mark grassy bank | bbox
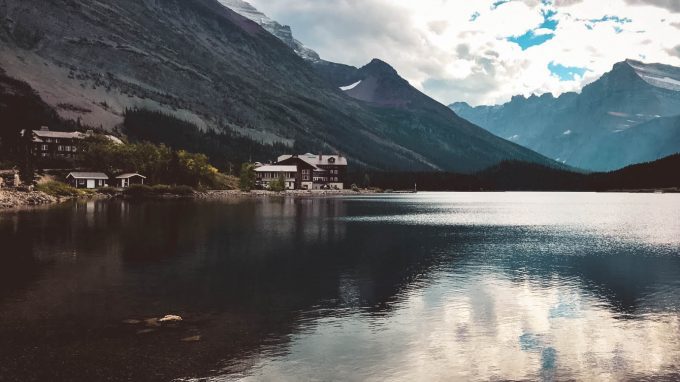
[36,181,94,197]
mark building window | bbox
[41,144,48,151]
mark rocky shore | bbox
[0,188,378,210]
[195,189,375,200]
[0,189,58,209]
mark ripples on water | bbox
[1,192,679,381]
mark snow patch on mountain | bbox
[639,75,680,91]
[340,80,362,91]
[627,59,680,91]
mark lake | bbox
[1,192,680,381]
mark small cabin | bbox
[66,172,109,189]
[116,173,146,188]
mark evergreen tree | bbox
[17,130,36,185]
[239,163,256,191]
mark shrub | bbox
[268,175,286,192]
[151,184,172,194]
[123,184,154,197]
[36,181,82,197]
[98,186,120,195]
[124,184,194,197]
[212,172,239,190]
[168,185,194,196]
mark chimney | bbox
[40,126,49,131]
[318,153,322,162]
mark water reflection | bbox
[0,193,679,381]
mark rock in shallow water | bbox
[159,315,183,323]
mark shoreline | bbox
[0,189,59,209]
[3,187,677,210]
[195,189,376,200]
[0,188,374,210]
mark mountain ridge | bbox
[0,0,559,173]
[450,59,680,171]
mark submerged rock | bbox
[180,335,201,342]
[136,329,156,335]
[159,315,183,323]
[144,318,161,327]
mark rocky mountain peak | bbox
[360,59,399,78]
[609,59,639,77]
[217,0,320,61]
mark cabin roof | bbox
[116,173,147,179]
[66,172,109,180]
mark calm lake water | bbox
[1,192,680,381]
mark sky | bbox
[248,0,680,106]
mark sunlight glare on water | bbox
[207,192,680,381]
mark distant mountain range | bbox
[359,152,680,192]
[451,60,680,171]
[0,0,558,173]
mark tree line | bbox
[78,135,227,188]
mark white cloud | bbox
[249,0,680,106]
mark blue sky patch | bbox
[507,9,558,50]
[549,62,587,81]
[507,31,554,50]
[491,1,511,9]
[589,15,632,24]
[470,11,480,21]
[585,15,632,32]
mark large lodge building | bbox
[255,153,348,190]
[24,126,122,160]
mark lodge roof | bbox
[34,130,84,139]
[277,153,348,166]
[66,172,109,180]
[29,128,123,144]
[255,165,298,172]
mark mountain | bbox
[216,0,320,62]
[216,0,367,89]
[0,0,557,173]
[450,59,680,171]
